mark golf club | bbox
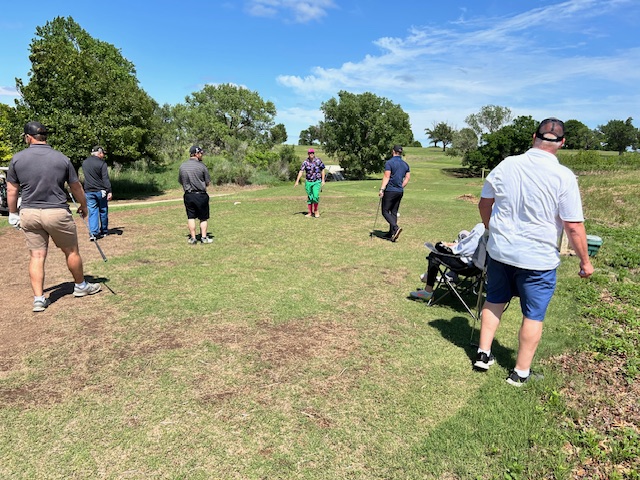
[68,189,108,262]
[369,196,382,239]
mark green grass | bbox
[1,148,638,478]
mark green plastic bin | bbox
[587,235,603,257]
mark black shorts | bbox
[184,192,210,220]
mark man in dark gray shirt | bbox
[7,121,102,312]
[178,146,212,244]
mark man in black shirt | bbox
[81,146,112,239]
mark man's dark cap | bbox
[24,121,49,136]
[92,145,106,154]
[190,146,204,155]
[535,118,565,142]
[393,145,403,153]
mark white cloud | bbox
[0,86,19,98]
[245,0,336,23]
[276,0,640,135]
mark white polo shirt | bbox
[480,148,584,270]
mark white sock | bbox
[34,295,45,302]
[76,281,87,288]
[477,348,491,356]
[514,368,530,378]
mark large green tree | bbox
[15,16,159,165]
[425,121,455,151]
[298,125,323,145]
[465,105,513,138]
[599,117,636,155]
[445,127,478,158]
[182,83,277,156]
[463,115,537,172]
[320,91,414,179]
[564,119,601,150]
[0,104,13,164]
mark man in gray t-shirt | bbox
[7,121,102,312]
[178,146,212,244]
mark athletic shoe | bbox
[305,213,313,217]
[188,237,197,245]
[201,236,213,244]
[506,370,543,387]
[89,235,98,242]
[73,282,102,297]
[33,298,51,312]
[410,290,433,301]
[391,227,403,242]
[314,212,320,218]
[473,352,495,371]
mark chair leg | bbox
[469,274,485,346]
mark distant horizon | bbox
[1,0,638,145]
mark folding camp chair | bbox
[420,237,489,345]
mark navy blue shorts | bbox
[485,257,556,321]
[184,192,210,220]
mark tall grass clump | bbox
[559,150,640,173]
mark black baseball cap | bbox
[24,121,49,136]
[393,145,403,153]
[190,146,204,155]
[92,145,106,154]
[535,118,565,142]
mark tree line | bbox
[1,17,638,181]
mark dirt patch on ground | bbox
[0,202,362,410]
[456,193,479,204]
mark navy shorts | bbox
[184,192,210,220]
[485,257,556,321]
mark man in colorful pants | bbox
[294,148,325,218]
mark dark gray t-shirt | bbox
[178,158,211,193]
[7,144,79,210]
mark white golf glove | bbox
[8,212,20,229]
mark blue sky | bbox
[1,0,638,145]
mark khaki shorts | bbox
[20,208,78,250]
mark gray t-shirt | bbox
[178,158,211,193]
[7,144,79,210]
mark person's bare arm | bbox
[563,221,594,278]
[379,171,391,197]
[7,181,19,213]
[478,197,494,228]
[69,181,88,218]
[401,172,410,188]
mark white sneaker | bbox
[74,282,102,297]
[410,290,433,301]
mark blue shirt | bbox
[384,156,410,192]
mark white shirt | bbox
[451,223,485,264]
[481,148,584,270]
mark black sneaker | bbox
[391,227,403,242]
[506,369,543,387]
[473,351,495,371]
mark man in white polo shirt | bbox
[475,118,594,386]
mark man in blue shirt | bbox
[379,145,410,242]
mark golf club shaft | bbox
[68,190,108,262]
[372,196,382,233]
